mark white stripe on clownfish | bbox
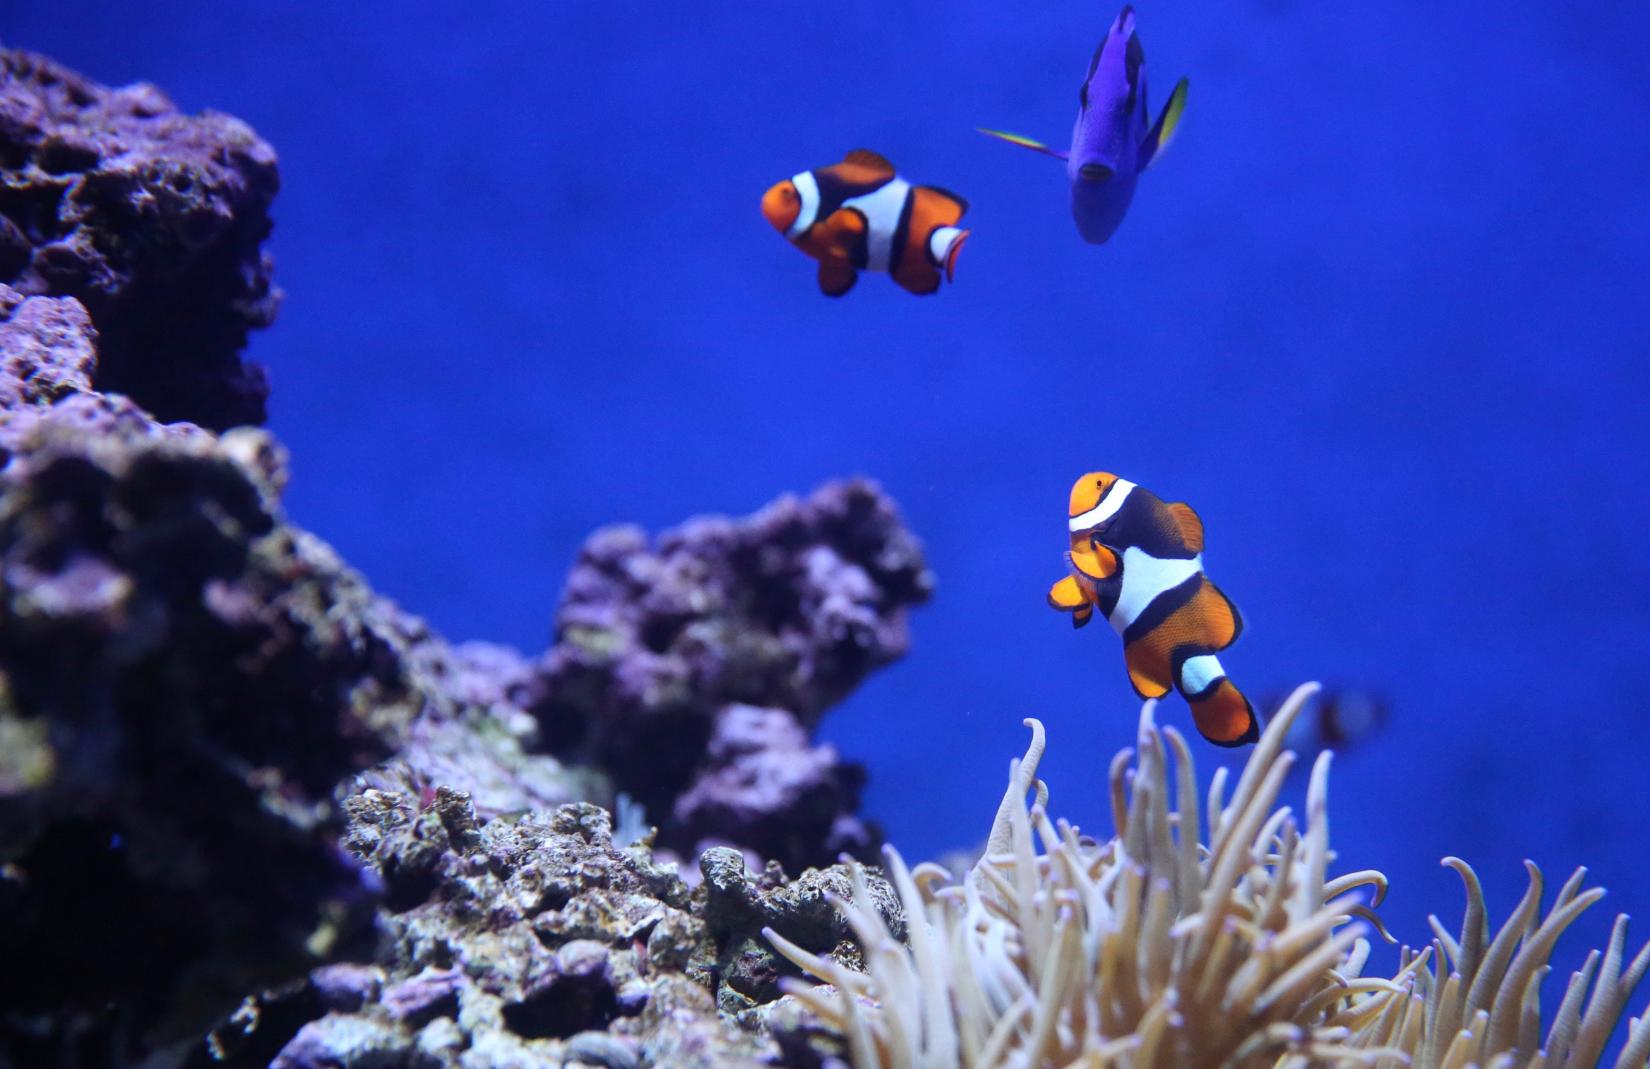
[787,170,820,239]
[1178,652,1225,697]
[840,177,913,272]
[1069,478,1136,533]
[1108,546,1202,632]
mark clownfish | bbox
[1048,472,1258,746]
[761,149,971,297]
[978,6,1187,244]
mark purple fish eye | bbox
[1078,163,1115,183]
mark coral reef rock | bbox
[525,479,932,873]
[1,47,279,429]
[0,293,589,1062]
[200,794,893,1069]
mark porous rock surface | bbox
[526,480,932,873]
[0,46,278,428]
[197,794,891,1069]
[0,284,593,1063]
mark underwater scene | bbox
[2,1,1648,1066]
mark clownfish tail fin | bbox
[927,226,970,283]
[1186,675,1259,747]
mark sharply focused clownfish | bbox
[761,149,971,297]
[978,6,1187,244]
[1048,472,1258,746]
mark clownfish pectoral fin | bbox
[1165,501,1205,553]
[976,128,1069,161]
[1124,641,1172,700]
[1187,677,1260,747]
[1048,574,1089,612]
[817,260,858,297]
[1068,540,1119,581]
[1138,76,1189,170]
[842,148,896,177]
[1072,604,1094,629]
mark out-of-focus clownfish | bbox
[761,149,971,297]
[1047,472,1258,746]
[978,6,1187,244]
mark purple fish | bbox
[980,6,1188,244]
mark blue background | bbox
[6,0,1650,988]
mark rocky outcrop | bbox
[0,47,278,428]
[197,793,896,1069]
[525,481,932,873]
[0,282,591,1064]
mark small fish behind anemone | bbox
[762,149,970,297]
[1049,471,1257,746]
[979,5,1187,244]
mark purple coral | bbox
[0,48,279,429]
[525,480,932,872]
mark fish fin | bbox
[1206,578,1244,646]
[1186,677,1259,746]
[917,185,970,216]
[1124,642,1172,700]
[976,127,1069,161]
[817,259,858,297]
[1138,76,1188,169]
[893,262,942,296]
[943,228,968,282]
[842,148,895,176]
[817,208,868,267]
[1165,501,1204,553]
[1048,574,1088,611]
[1072,604,1094,629]
[1068,540,1118,580]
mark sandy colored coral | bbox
[769,685,1650,1069]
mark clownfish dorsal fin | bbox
[842,148,896,176]
[918,185,970,216]
[1165,501,1204,553]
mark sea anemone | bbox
[765,684,1650,1068]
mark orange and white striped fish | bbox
[1048,471,1259,746]
[761,149,970,297]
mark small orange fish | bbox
[762,149,970,297]
[1049,471,1258,746]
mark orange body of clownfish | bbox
[761,149,970,297]
[1049,471,1259,746]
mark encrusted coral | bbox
[523,480,933,872]
[770,686,1650,1068]
[0,46,279,428]
[201,791,903,1069]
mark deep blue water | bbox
[6,0,1650,986]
